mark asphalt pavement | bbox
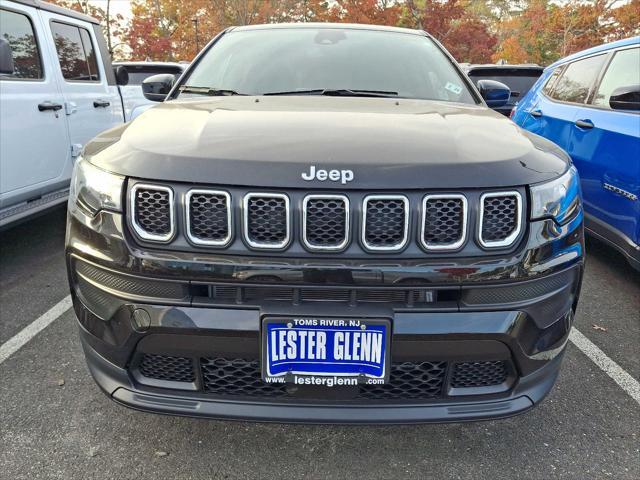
[1,205,638,480]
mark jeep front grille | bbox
[186,189,231,246]
[130,184,174,242]
[303,195,349,251]
[479,191,522,248]
[244,193,290,249]
[362,195,409,251]
[420,194,467,250]
[127,182,525,254]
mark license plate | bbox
[262,317,390,386]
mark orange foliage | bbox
[405,0,497,63]
[494,0,640,64]
[47,0,640,65]
[327,0,402,25]
[610,0,640,39]
[46,0,128,57]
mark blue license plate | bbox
[262,317,390,385]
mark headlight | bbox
[70,156,124,215]
[531,166,581,225]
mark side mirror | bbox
[142,73,176,102]
[114,65,129,86]
[609,85,640,111]
[477,79,510,108]
[0,38,14,75]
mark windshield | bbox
[180,27,477,104]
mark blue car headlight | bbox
[530,166,581,225]
[70,156,124,215]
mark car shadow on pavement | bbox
[585,236,640,284]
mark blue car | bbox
[513,37,640,270]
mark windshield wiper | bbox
[178,85,246,96]
[263,88,398,98]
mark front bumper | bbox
[81,331,564,423]
[67,207,584,423]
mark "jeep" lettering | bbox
[301,166,354,184]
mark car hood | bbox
[86,96,569,189]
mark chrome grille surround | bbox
[420,194,468,251]
[185,189,232,247]
[361,195,410,252]
[130,183,175,243]
[302,194,350,251]
[242,192,291,250]
[478,191,523,248]
[127,182,526,255]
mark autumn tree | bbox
[608,0,640,39]
[402,0,497,63]
[46,0,128,58]
[125,0,332,60]
[492,0,556,64]
[327,0,402,25]
[260,0,331,23]
[126,0,177,61]
[119,0,637,64]
[494,0,640,64]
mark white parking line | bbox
[569,327,640,405]
[0,295,72,365]
[1,296,639,407]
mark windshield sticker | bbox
[445,82,463,95]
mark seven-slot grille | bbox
[362,195,409,251]
[129,185,523,252]
[479,192,522,248]
[186,190,231,246]
[244,193,290,249]
[303,195,349,250]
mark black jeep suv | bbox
[66,24,584,423]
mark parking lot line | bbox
[569,327,640,405]
[0,295,71,364]
[1,295,639,408]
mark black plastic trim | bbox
[585,212,640,270]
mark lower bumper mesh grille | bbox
[451,361,508,388]
[138,354,195,383]
[200,358,450,400]
[357,361,447,400]
[136,355,512,401]
[201,357,286,397]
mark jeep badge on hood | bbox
[302,166,354,184]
